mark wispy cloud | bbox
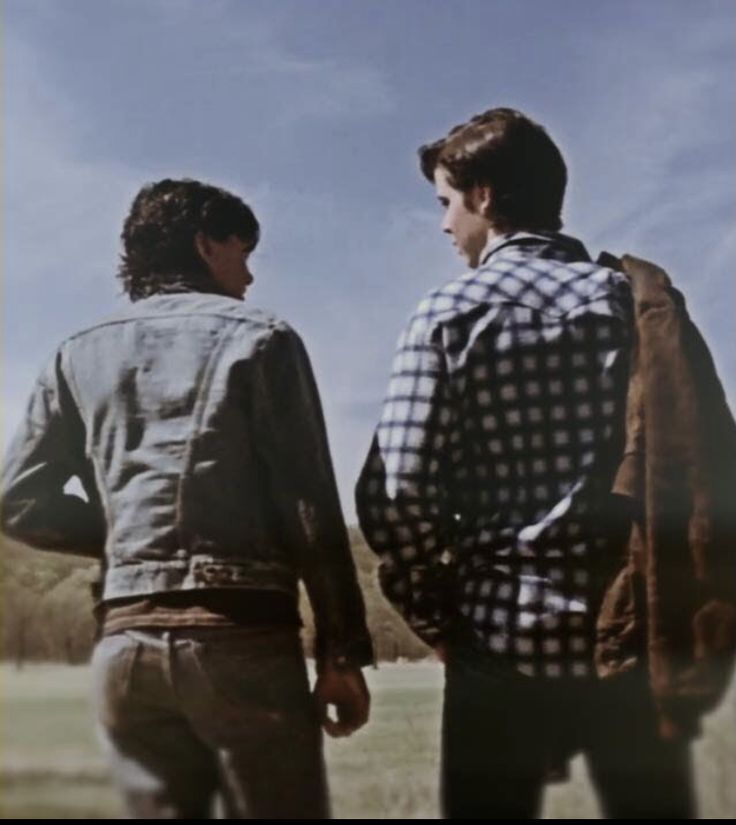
[5,35,143,288]
[557,11,735,407]
[565,15,734,251]
[134,0,396,124]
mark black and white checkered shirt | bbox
[356,232,633,678]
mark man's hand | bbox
[313,662,370,738]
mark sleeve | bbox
[355,312,458,646]
[565,281,634,502]
[252,324,373,668]
[1,349,105,557]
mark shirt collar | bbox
[479,230,591,267]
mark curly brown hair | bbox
[118,179,260,301]
[418,108,567,232]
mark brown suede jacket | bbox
[595,254,736,740]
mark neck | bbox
[486,225,506,247]
[474,226,511,267]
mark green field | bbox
[1,663,734,819]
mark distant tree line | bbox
[1,528,430,666]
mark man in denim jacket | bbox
[1,178,372,818]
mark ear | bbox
[475,185,493,216]
[194,231,212,265]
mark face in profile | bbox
[196,233,255,300]
[434,166,492,269]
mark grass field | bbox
[1,662,734,819]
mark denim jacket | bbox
[1,291,373,665]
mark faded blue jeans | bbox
[91,626,328,819]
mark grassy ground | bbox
[1,662,734,819]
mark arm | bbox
[252,324,372,732]
[1,349,105,557]
[355,312,457,648]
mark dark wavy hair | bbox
[118,178,260,300]
[418,108,567,232]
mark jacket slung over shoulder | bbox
[595,253,736,740]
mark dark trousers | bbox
[441,645,695,819]
[92,626,328,819]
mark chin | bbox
[465,254,480,269]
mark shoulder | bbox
[402,271,482,345]
[560,265,632,326]
[63,294,298,346]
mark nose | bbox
[244,265,254,286]
[441,214,453,235]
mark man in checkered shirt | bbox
[355,108,694,818]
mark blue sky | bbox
[4,0,735,519]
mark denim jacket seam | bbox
[62,311,248,343]
[175,321,243,551]
[61,342,116,544]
